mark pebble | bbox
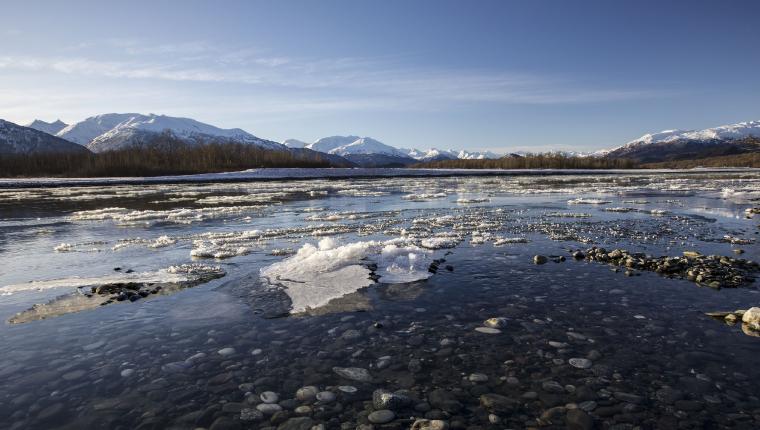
[474,327,501,334]
[568,358,592,369]
[120,368,135,377]
[368,409,396,424]
[296,386,319,402]
[533,255,548,264]
[468,373,489,383]
[260,391,279,404]
[256,403,282,415]
[332,366,372,382]
[316,391,336,402]
[483,317,507,328]
[217,347,236,356]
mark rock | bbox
[296,386,319,402]
[468,373,488,383]
[568,358,592,369]
[483,317,507,328]
[316,391,336,403]
[294,406,311,415]
[534,255,548,264]
[542,381,565,394]
[277,417,314,430]
[565,409,594,430]
[256,403,283,415]
[572,251,585,260]
[411,419,449,430]
[742,307,760,325]
[614,392,644,404]
[373,389,411,410]
[332,366,372,382]
[120,368,135,377]
[260,391,279,404]
[368,410,395,424]
[479,393,519,414]
[218,347,236,356]
[240,408,264,422]
[474,327,501,334]
[428,389,463,413]
[209,417,241,430]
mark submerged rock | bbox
[332,366,372,382]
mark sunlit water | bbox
[1,172,759,429]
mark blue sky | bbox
[1,0,759,152]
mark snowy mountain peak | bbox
[25,119,68,135]
[56,113,284,152]
[307,135,361,153]
[625,120,760,147]
[328,137,409,158]
[282,139,308,148]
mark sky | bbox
[1,0,759,153]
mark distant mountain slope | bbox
[58,113,286,153]
[282,139,308,148]
[0,119,90,155]
[284,135,501,166]
[607,120,760,163]
[25,119,68,135]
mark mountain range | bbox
[605,120,760,163]
[6,113,760,166]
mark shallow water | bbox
[1,172,759,429]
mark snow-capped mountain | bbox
[625,120,760,146]
[401,148,501,161]
[282,139,308,148]
[0,119,90,155]
[25,119,68,135]
[307,135,362,153]
[607,120,760,163]
[285,135,502,166]
[57,113,286,153]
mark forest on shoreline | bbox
[0,143,331,177]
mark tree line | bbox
[415,153,637,169]
[0,142,331,177]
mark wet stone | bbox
[368,410,395,424]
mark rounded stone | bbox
[468,373,489,383]
[296,386,319,402]
[316,391,336,403]
[475,327,501,334]
[569,358,592,369]
[256,403,282,415]
[260,391,279,404]
[483,317,507,328]
[120,368,135,377]
[368,409,396,424]
[218,347,236,356]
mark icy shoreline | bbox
[1,167,757,188]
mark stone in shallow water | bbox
[277,417,314,430]
[483,317,507,328]
[468,373,488,383]
[332,366,372,382]
[316,391,336,402]
[260,391,279,404]
[296,386,318,402]
[568,358,592,369]
[368,409,395,424]
[120,368,135,377]
[218,347,236,356]
[373,389,411,410]
[475,327,501,334]
[256,403,282,415]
